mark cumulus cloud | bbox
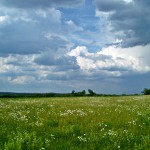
[33,34,80,72]
[8,76,35,84]
[0,8,63,56]
[68,45,150,76]
[0,54,38,80]
[0,15,10,24]
[65,20,83,32]
[34,51,79,71]
[94,0,150,47]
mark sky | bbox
[0,0,150,94]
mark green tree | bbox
[88,89,96,96]
[72,90,75,94]
[142,88,150,95]
[82,90,86,95]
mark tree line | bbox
[0,88,150,98]
[0,89,96,98]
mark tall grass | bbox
[0,96,150,150]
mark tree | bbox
[45,93,55,97]
[82,90,86,95]
[88,89,96,96]
[142,88,150,95]
[71,90,75,95]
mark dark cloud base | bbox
[0,0,85,8]
[94,0,150,47]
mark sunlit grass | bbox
[0,96,150,149]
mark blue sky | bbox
[0,0,150,94]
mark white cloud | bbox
[68,46,92,57]
[99,44,150,66]
[0,57,21,73]
[77,56,96,70]
[65,20,83,32]
[0,7,63,55]
[96,10,114,19]
[0,15,10,24]
[0,15,6,22]
[35,9,47,18]
[123,0,133,3]
[68,45,150,75]
[8,76,35,84]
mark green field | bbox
[0,96,150,150]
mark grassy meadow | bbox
[0,96,150,150]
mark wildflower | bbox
[118,146,120,149]
[77,136,87,142]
